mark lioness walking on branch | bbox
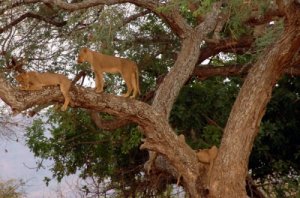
[16,71,72,111]
[77,47,140,98]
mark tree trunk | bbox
[152,33,202,117]
[142,34,204,197]
[209,5,300,198]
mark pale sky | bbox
[0,112,80,198]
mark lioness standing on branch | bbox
[77,47,140,98]
[16,71,72,111]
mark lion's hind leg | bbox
[26,84,44,90]
[122,73,133,98]
[59,80,71,111]
[95,71,104,93]
[130,71,139,98]
[19,84,30,90]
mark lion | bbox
[196,145,218,184]
[16,71,72,111]
[77,47,140,98]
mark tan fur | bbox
[77,47,140,98]
[197,145,218,183]
[16,71,71,111]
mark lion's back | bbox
[37,72,70,85]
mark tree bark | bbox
[152,1,222,117]
[209,3,300,197]
[152,34,202,117]
[193,64,300,79]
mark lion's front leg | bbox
[60,81,71,111]
[19,82,35,90]
[121,72,133,98]
[26,84,44,90]
[19,85,29,90]
[94,71,104,93]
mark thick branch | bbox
[89,111,132,130]
[153,2,222,118]
[210,2,300,197]
[0,0,40,15]
[152,35,201,117]
[123,10,151,25]
[0,12,66,34]
[23,0,191,38]
[193,64,300,79]
[198,36,255,64]
[246,8,284,26]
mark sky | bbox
[0,112,81,198]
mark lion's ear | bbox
[16,75,21,81]
[83,47,88,53]
[16,73,24,81]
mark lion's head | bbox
[16,73,27,85]
[77,47,89,64]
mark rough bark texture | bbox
[152,2,222,117]
[209,2,300,197]
[193,64,300,79]
[152,35,202,117]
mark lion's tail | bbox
[135,65,141,95]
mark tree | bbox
[0,179,25,198]
[0,0,300,197]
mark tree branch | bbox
[246,9,284,26]
[0,75,202,195]
[122,10,151,25]
[193,64,300,79]
[89,110,132,130]
[152,2,222,117]
[198,36,255,64]
[0,0,39,15]
[22,0,191,38]
[0,12,67,34]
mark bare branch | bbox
[246,9,284,26]
[72,71,87,85]
[152,2,223,117]
[22,0,191,38]
[0,12,67,34]
[0,0,39,15]
[193,64,300,80]
[198,36,255,64]
[122,10,151,25]
[89,110,132,130]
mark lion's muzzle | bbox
[77,58,83,64]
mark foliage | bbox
[170,77,240,148]
[249,76,300,196]
[25,109,148,196]
[222,0,273,39]
[254,20,284,58]
[257,174,300,197]
[0,179,25,198]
